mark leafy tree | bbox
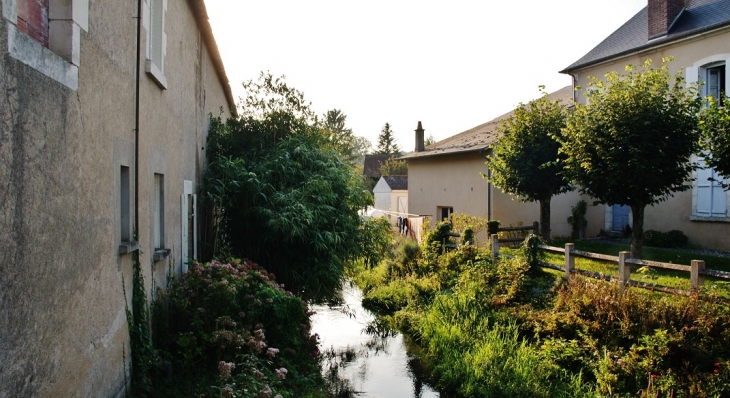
[351,135,372,166]
[379,157,408,176]
[375,122,401,155]
[202,73,372,301]
[485,86,571,241]
[559,58,702,259]
[323,109,356,164]
[424,134,437,147]
[699,94,730,188]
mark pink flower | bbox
[221,386,234,397]
[261,385,272,397]
[266,347,280,358]
[275,367,288,380]
[218,361,235,380]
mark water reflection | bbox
[311,281,439,398]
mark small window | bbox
[707,65,726,105]
[153,173,164,249]
[438,206,453,222]
[145,0,168,88]
[120,166,131,243]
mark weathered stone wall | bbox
[0,0,233,396]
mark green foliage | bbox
[379,157,408,175]
[152,259,322,397]
[358,217,393,269]
[348,210,730,397]
[201,73,371,301]
[486,86,571,240]
[567,200,588,240]
[124,239,160,397]
[322,109,370,168]
[643,229,689,248]
[559,58,702,258]
[521,234,546,274]
[424,134,436,147]
[699,94,730,186]
[375,122,401,155]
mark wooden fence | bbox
[491,237,730,295]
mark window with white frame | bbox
[144,0,167,89]
[120,165,132,243]
[2,0,88,90]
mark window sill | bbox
[145,59,168,89]
[153,248,171,262]
[690,215,730,223]
[7,24,78,90]
[119,241,139,254]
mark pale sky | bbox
[206,0,648,153]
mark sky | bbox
[205,0,648,153]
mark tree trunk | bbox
[630,204,645,259]
[539,198,551,242]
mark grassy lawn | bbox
[530,238,730,298]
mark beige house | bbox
[373,175,409,214]
[0,1,234,396]
[561,0,730,251]
[400,86,580,242]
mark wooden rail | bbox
[492,236,730,294]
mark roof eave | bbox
[560,21,730,74]
[189,0,237,116]
[399,146,489,160]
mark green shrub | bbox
[153,259,322,397]
[644,229,689,248]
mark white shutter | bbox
[686,66,698,87]
[181,194,188,273]
[697,159,712,215]
[192,194,197,260]
[711,183,727,216]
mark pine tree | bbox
[375,122,401,155]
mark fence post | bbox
[533,221,539,236]
[491,234,499,261]
[691,260,705,291]
[619,251,631,290]
[565,243,574,280]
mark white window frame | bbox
[181,180,197,273]
[143,0,167,89]
[686,56,730,222]
[1,0,88,90]
[437,206,453,222]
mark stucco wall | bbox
[568,26,730,251]
[407,152,581,240]
[0,1,233,396]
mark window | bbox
[120,165,132,243]
[153,173,164,249]
[438,206,453,222]
[3,0,88,90]
[707,65,726,105]
[687,57,730,222]
[144,0,167,88]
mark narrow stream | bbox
[310,281,439,398]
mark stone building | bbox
[0,0,234,396]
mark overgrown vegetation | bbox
[200,73,371,301]
[149,259,325,397]
[350,219,730,397]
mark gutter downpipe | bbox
[134,0,142,240]
[479,147,492,221]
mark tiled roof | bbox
[363,154,394,177]
[383,175,408,190]
[399,85,573,160]
[194,1,236,112]
[562,0,730,73]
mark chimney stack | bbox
[648,0,685,39]
[415,121,425,152]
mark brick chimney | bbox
[415,121,425,152]
[648,0,685,39]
